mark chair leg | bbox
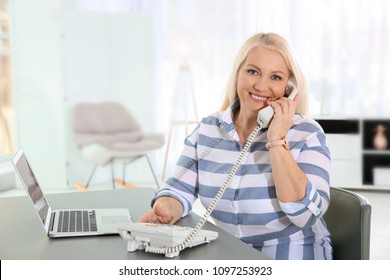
[85,165,98,188]
[110,160,116,190]
[81,163,117,190]
[122,157,140,183]
[122,155,160,189]
[143,154,160,188]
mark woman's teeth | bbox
[250,93,267,101]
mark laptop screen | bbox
[14,151,50,226]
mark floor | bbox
[1,183,389,260]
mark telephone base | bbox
[117,222,218,258]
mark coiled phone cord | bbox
[145,125,262,256]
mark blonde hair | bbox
[220,33,309,116]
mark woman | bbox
[140,33,332,260]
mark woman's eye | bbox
[271,75,282,81]
[248,69,258,75]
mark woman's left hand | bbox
[266,95,298,141]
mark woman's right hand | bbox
[138,196,184,224]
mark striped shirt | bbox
[154,101,332,260]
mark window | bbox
[157,0,390,119]
[0,0,12,157]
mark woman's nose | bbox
[253,79,267,92]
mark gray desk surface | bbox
[0,188,268,260]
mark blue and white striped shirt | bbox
[154,101,332,259]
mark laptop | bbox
[12,148,132,238]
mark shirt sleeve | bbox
[151,125,201,217]
[279,128,331,228]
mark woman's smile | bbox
[249,92,270,103]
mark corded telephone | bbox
[117,80,298,258]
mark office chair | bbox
[72,101,165,190]
[323,186,372,260]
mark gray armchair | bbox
[323,186,372,260]
[72,101,164,190]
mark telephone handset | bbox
[257,81,298,128]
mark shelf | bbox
[317,118,390,189]
[363,150,390,155]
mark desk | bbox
[0,188,268,260]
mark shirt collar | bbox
[220,99,240,134]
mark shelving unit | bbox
[362,119,390,186]
[316,118,390,191]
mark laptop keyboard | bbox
[57,210,97,232]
